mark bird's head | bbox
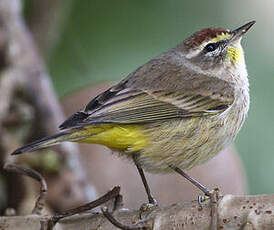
[180,21,255,75]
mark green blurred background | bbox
[45,0,273,194]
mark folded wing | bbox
[59,86,233,129]
[59,52,235,129]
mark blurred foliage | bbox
[46,0,273,195]
[49,0,228,96]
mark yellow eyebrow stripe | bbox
[210,33,231,42]
[200,32,232,50]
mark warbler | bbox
[12,21,255,204]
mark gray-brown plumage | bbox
[12,22,255,201]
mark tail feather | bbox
[11,130,76,155]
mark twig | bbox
[40,186,121,230]
[210,188,219,230]
[3,163,47,215]
[101,206,151,230]
[51,186,121,223]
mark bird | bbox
[11,21,255,206]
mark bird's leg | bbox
[133,155,157,206]
[169,165,210,196]
[170,165,220,230]
[135,165,157,205]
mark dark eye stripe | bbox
[204,43,218,52]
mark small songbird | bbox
[12,21,255,205]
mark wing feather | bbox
[60,88,232,129]
[59,51,235,129]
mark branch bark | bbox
[2,162,272,229]
[1,193,274,230]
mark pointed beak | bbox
[229,20,256,43]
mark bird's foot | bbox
[198,193,210,206]
[198,187,220,205]
[139,198,158,219]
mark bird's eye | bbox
[204,43,218,52]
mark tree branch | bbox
[3,163,47,215]
[1,193,274,229]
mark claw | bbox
[198,194,210,206]
[139,202,157,212]
[197,188,221,206]
[139,200,158,219]
[139,197,158,219]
